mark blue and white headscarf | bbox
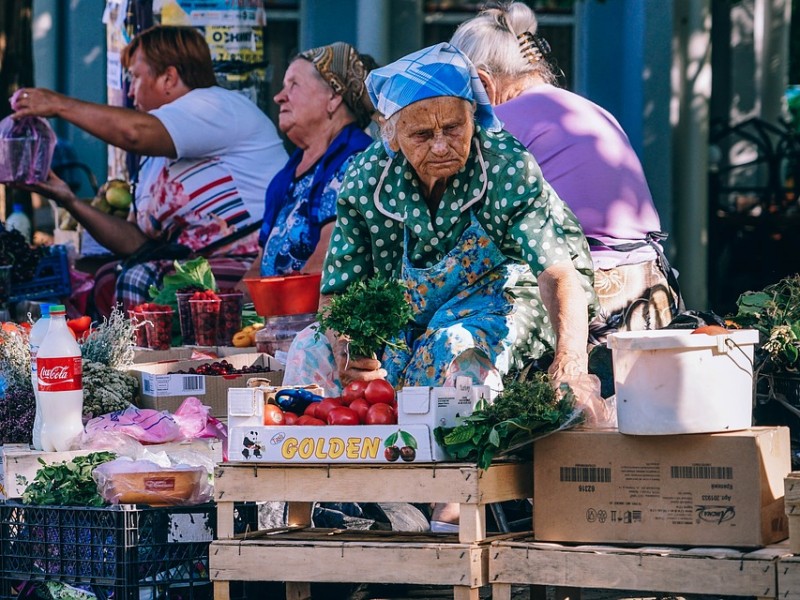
[366,42,502,133]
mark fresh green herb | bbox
[315,277,414,358]
[22,452,117,506]
[730,275,800,372]
[434,373,580,469]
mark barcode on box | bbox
[560,466,611,483]
[670,465,733,479]
[181,376,204,392]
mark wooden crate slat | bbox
[489,542,777,597]
[210,539,487,587]
[214,461,531,504]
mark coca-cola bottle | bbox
[37,304,84,451]
[29,303,51,450]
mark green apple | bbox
[105,180,133,210]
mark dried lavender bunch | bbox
[80,306,135,369]
[0,382,35,444]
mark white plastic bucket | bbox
[607,328,759,435]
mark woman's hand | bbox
[325,329,387,386]
[11,88,66,119]
[11,170,76,208]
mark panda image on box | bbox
[241,431,264,459]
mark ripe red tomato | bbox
[342,380,369,404]
[283,412,298,425]
[263,404,286,426]
[365,403,397,425]
[364,379,395,405]
[303,402,321,419]
[316,398,344,422]
[327,406,360,426]
[296,415,326,426]
[349,398,371,424]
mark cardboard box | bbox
[228,423,436,464]
[228,386,437,463]
[533,427,790,548]
[132,346,256,364]
[1,439,223,500]
[397,377,494,461]
[129,353,283,417]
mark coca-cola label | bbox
[38,356,83,392]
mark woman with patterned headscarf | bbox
[242,42,376,283]
[283,43,604,415]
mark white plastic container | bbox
[29,303,51,450]
[6,203,31,242]
[37,304,84,451]
[607,328,759,435]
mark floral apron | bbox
[383,213,541,387]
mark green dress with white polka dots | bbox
[321,126,596,375]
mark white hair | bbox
[450,1,556,84]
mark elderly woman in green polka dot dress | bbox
[283,42,598,399]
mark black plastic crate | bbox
[8,245,72,303]
[0,502,220,600]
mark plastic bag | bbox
[92,457,213,506]
[0,113,56,184]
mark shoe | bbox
[429,520,459,533]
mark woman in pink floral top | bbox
[13,26,286,315]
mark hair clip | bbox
[517,31,551,65]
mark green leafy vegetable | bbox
[22,452,117,506]
[148,257,216,308]
[729,275,800,372]
[315,277,414,358]
[434,373,580,469]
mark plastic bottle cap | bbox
[50,304,66,313]
[40,303,52,317]
[12,203,23,212]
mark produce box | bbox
[0,502,217,600]
[129,353,283,418]
[131,345,255,364]
[0,439,223,500]
[228,385,436,463]
[226,378,492,463]
[227,423,437,464]
[397,377,494,461]
[533,427,790,548]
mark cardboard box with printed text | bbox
[128,353,283,418]
[533,427,790,548]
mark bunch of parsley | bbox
[22,452,116,506]
[315,277,414,358]
[434,374,580,469]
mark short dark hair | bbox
[122,26,217,89]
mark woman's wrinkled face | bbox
[274,59,333,142]
[392,97,474,194]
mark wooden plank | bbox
[210,539,487,587]
[785,474,800,504]
[214,461,530,505]
[459,503,485,544]
[776,552,800,600]
[217,501,235,540]
[489,541,778,597]
[213,581,230,600]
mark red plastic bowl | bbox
[245,272,322,317]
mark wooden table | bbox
[490,537,794,600]
[210,460,531,600]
